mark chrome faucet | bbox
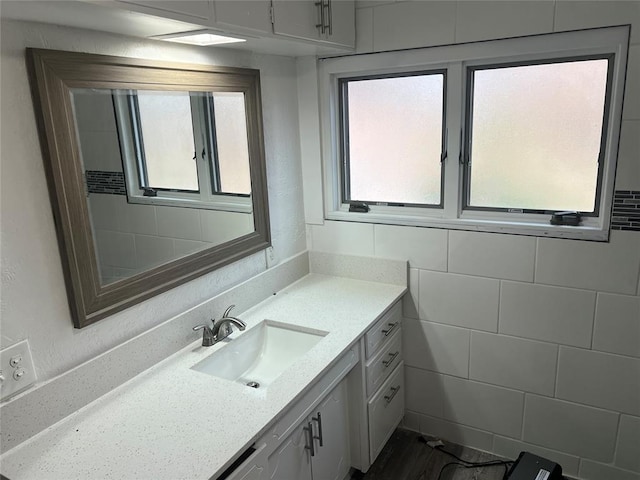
[193,305,246,347]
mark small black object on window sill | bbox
[550,211,582,226]
[142,187,157,197]
[349,202,370,213]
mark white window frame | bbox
[319,26,630,241]
[114,90,252,214]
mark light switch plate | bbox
[1,339,37,401]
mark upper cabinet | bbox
[271,0,355,48]
[214,1,273,36]
[115,1,214,24]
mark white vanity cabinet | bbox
[213,1,273,35]
[267,381,350,480]
[270,0,355,48]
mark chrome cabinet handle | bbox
[312,412,323,447]
[382,322,399,337]
[327,0,332,35]
[315,0,325,33]
[384,385,401,404]
[382,351,400,368]
[304,422,315,457]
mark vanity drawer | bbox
[365,301,401,359]
[365,329,402,397]
[367,361,404,463]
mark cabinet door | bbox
[272,0,323,42]
[267,422,313,480]
[214,1,272,35]
[324,0,355,48]
[117,1,213,22]
[310,381,350,480]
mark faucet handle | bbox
[222,305,235,318]
[193,323,215,347]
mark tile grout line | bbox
[590,293,599,350]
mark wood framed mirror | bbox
[27,48,270,328]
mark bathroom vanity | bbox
[0,269,406,480]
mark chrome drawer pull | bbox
[382,351,400,368]
[304,422,315,456]
[312,412,323,447]
[381,322,399,337]
[384,385,401,404]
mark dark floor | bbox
[353,429,511,480]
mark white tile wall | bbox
[404,366,444,418]
[88,194,122,232]
[523,395,618,462]
[499,281,596,348]
[403,318,470,378]
[375,224,448,271]
[455,1,553,43]
[78,131,123,172]
[119,202,158,236]
[309,221,374,256]
[355,6,373,53]
[492,436,580,478]
[554,1,640,45]
[593,293,640,358]
[402,268,419,319]
[372,1,456,51]
[556,347,640,416]
[419,271,500,332]
[156,206,202,241]
[469,332,558,396]
[579,460,640,480]
[536,231,640,295]
[174,239,209,258]
[442,376,524,438]
[615,120,640,191]
[616,415,640,473]
[624,45,640,121]
[95,230,136,269]
[134,234,175,270]
[201,210,254,245]
[448,231,535,282]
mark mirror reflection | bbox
[72,88,254,285]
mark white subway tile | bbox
[156,206,202,241]
[456,1,553,43]
[174,239,208,258]
[493,436,580,477]
[355,7,374,53]
[418,414,495,452]
[536,231,640,295]
[309,221,374,256]
[624,46,640,121]
[375,225,447,271]
[616,415,640,473]
[134,235,175,270]
[554,1,640,45]
[523,395,619,462]
[580,460,640,480]
[403,268,419,319]
[402,410,421,432]
[593,293,640,358]
[469,332,557,396]
[78,131,122,172]
[448,231,535,282]
[499,282,595,348]
[88,194,122,231]
[419,271,500,332]
[72,91,118,132]
[615,120,640,190]
[442,376,524,438]
[404,366,444,418]
[403,319,470,378]
[119,202,157,236]
[95,230,136,269]
[556,347,640,416]
[372,1,456,51]
[201,210,253,246]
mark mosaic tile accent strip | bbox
[86,170,126,195]
[612,190,640,232]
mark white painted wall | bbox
[306,2,640,479]
[0,20,306,381]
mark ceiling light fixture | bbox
[155,30,246,46]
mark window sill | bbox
[127,195,253,214]
[325,210,609,241]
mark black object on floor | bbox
[505,452,563,480]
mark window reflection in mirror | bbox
[71,88,254,286]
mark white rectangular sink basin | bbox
[191,320,328,388]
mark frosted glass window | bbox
[213,93,251,195]
[467,59,609,212]
[343,73,445,205]
[137,91,198,191]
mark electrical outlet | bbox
[265,246,278,268]
[1,339,36,401]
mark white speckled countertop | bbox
[0,274,405,480]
